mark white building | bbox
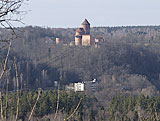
[74,82,85,92]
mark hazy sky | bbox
[20,0,160,28]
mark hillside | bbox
[1,25,160,120]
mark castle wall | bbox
[82,35,94,46]
[75,36,82,46]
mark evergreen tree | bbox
[133,111,139,121]
[89,110,96,121]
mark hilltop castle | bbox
[56,19,104,47]
[75,19,95,46]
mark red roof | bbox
[76,28,83,33]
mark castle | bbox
[75,19,95,46]
[56,19,103,47]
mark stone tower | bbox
[75,28,84,46]
[56,38,61,44]
[81,19,90,35]
[75,19,94,46]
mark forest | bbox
[108,94,160,121]
[1,89,98,121]
[1,25,160,120]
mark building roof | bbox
[76,28,83,33]
[76,28,85,36]
[82,19,90,25]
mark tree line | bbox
[108,94,160,121]
[0,89,99,121]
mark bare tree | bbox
[0,0,27,79]
[0,0,26,29]
[0,0,27,121]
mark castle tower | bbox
[75,28,84,46]
[81,19,90,35]
[75,36,82,46]
[56,38,61,44]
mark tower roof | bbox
[82,19,90,25]
[76,28,85,35]
[76,28,83,33]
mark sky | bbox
[18,0,160,28]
